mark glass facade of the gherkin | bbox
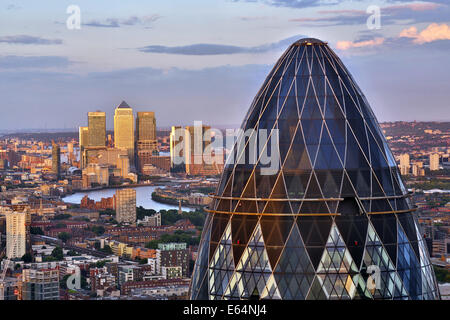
[189,38,440,300]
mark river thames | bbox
[62,185,194,212]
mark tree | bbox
[67,250,79,256]
[30,227,44,235]
[90,226,105,236]
[58,232,71,243]
[51,246,64,261]
[21,253,33,263]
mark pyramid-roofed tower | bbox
[189,38,440,300]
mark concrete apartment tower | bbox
[114,101,135,164]
[5,210,27,259]
[115,188,136,224]
[51,140,60,179]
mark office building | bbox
[190,38,439,300]
[114,101,134,163]
[136,111,157,142]
[136,111,158,174]
[115,188,136,224]
[170,125,222,176]
[88,111,106,148]
[79,126,89,168]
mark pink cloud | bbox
[317,9,365,15]
[386,3,442,12]
[336,37,385,50]
[399,23,450,44]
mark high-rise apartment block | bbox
[429,153,440,171]
[115,188,136,224]
[114,101,134,164]
[51,141,60,179]
[21,268,60,300]
[5,210,27,259]
[157,243,189,278]
[411,161,425,177]
[399,153,410,175]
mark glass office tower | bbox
[190,38,440,300]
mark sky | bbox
[0,0,449,130]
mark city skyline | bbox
[0,1,449,130]
[0,1,448,304]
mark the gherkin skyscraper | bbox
[189,38,440,300]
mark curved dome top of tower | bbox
[214,38,409,215]
[293,38,327,45]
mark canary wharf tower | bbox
[190,38,440,300]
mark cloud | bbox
[139,35,306,55]
[238,16,271,21]
[0,56,73,69]
[83,15,161,28]
[399,23,450,44]
[0,35,63,45]
[386,3,442,12]
[6,4,21,10]
[336,23,450,53]
[0,64,272,129]
[336,37,385,50]
[290,2,448,26]
[233,0,337,9]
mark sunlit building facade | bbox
[114,101,135,164]
[115,188,136,224]
[51,141,60,179]
[5,210,27,259]
[190,38,440,300]
[136,111,158,173]
[88,111,106,148]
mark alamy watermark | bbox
[366,265,381,291]
[66,5,81,30]
[66,267,81,290]
[366,5,381,30]
[171,121,280,176]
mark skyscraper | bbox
[136,112,157,142]
[115,188,136,224]
[190,38,439,300]
[79,126,89,168]
[51,141,60,179]
[88,112,106,148]
[170,124,222,175]
[114,101,134,163]
[136,112,158,174]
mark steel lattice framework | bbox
[189,38,440,300]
